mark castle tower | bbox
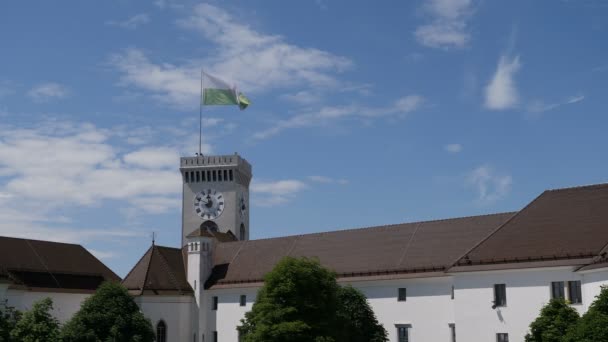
[179,154,252,247]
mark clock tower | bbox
[179,153,252,246]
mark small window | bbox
[156,320,167,342]
[212,296,218,310]
[229,169,234,181]
[398,288,407,302]
[397,325,409,342]
[568,280,582,304]
[202,170,206,182]
[185,172,190,183]
[218,170,223,181]
[449,323,456,342]
[207,170,211,182]
[223,170,228,181]
[551,281,565,299]
[196,171,200,182]
[213,170,217,181]
[194,280,197,290]
[497,333,509,342]
[190,171,195,183]
[451,285,455,300]
[240,224,246,240]
[213,331,218,342]
[494,284,507,307]
[240,295,246,306]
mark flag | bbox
[202,72,250,110]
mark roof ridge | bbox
[122,245,153,286]
[139,245,155,295]
[545,182,608,192]
[447,195,545,269]
[155,246,183,294]
[220,212,517,245]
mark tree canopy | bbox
[564,286,608,342]
[60,281,155,342]
[10,297,60,342]
[238,257,387,342]
[0,303,21,342]
[525,298,579,342]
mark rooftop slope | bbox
[455,183,608,267]
[206,213,514,288]
[122,244,193,296]
[0,236,120,290]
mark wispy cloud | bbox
[106,13,150,29]
[110,3,352,108]
[445,143,463,153]
[527,94,585,114]
[251,179,308,207]
[254,95,424,139]
[467,165,512,204]
[415,0,474,49]
[27,82,70,102]
[484,55,521,110]
[308,175,349,185]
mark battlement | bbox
[180,154,252,176]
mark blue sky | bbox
[1,0,607,276]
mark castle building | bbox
[2,152,608,342]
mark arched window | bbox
[240,224,246,240]
[156,320,167,342]
[201,220,219,232]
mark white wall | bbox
[582,268,608,311]
[204,287,258,342]
[5,289,89,323]
[136,295,195,342]
[453,267,585,342]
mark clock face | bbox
[239,194,247,218]
[194,189,225,220]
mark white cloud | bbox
[88,249,120,260]
[415,0,474,49]
[445,143,462,153]
[27,82,70,102]
[254,95,424,139]
[527,94,585,114]
[308,175,349,185]
[280,91,322,105]
[484,55,521,110]
[467,165,512,204]
[251,179,307,207]
[110,3,352,108]
[124,147,180,169]
[106,13,150,29]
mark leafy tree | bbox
[60,281,155,342]
[564,286,608,342]
[336,285,388,342]
[238,257,387,342]
[0,302,21,342]
[10,297,60,342]
[524,298,579,342]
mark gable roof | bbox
[454,183,608,268]
[122,244,193,296]
[0,236,120,290]
[206,213,514,288]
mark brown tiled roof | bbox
[454,183,608,267]
[205,213,514,288]
[122,244,193,296]
[187,228,238,242]
[0,236,120,290]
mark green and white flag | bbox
[202,71,250,110]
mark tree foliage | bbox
[564,286,608,342]
[10,297,60,342]
[60,282,155,342]
[0,302,21,342]
[524,298,579,342]
[238,257,387,342]
[336,285,388,342]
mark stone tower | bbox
[179,154,252,246]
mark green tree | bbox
[0,303,21,342]
[564,286,608,342]
[238,257,388,342]
[10,297,60,342]
[60,282,155,342]
[524,298,579,342]
[336,286,388,342]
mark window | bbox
[240,224,246,241]
[196,171,200,182]
[207,170,211,182]
[156,320,167,342]
[213,170,217,181]
[223,170,228,181]
[449,323,456,342]
[218,170,222,181]
[451,285,455,300]
[229,169,234,181]
[398,288,407,301]
[193,333,196,342]
[568,281,582,304]
[240,295,246,306]
[396,325,409,342]
[212,296,218,310]
[496,333,509,342]
[185,172,190,183]
[494,284,507,307]
[213,331,218,342]
[202,170,206,182]
[551,281,565,299]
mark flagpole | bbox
[199,68,203,156]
